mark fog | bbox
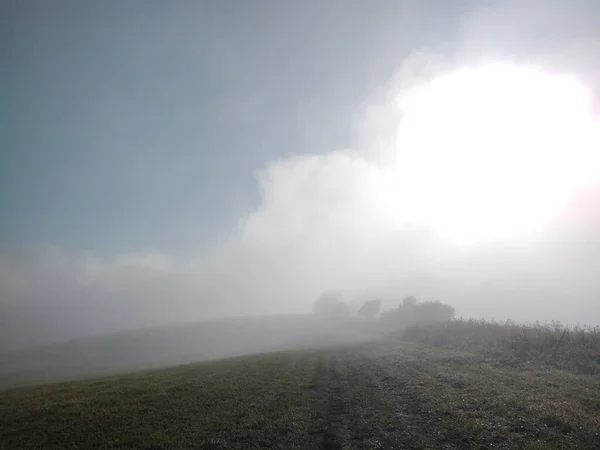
[2,0,600,357]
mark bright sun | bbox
[390,63,600,245]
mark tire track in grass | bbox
[321,354,350,450]
[340,351,420,449]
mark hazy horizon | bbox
[3,0,600,352]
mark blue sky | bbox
[1,1,467,257]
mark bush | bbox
[381,299,455,326]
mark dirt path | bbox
[320,355,352,450]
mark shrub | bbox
[381,298,455,326]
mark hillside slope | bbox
[2,340,599,449]
[0,315,383,388]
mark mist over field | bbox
[3,0,600,357]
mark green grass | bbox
[403,318,600,374]
[2,341,600,449]
[1,350,326,449]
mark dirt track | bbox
[321,356,350,450]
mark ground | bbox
[1,340,599,449]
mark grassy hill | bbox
[2,333,599,449]
[0,315,383,388]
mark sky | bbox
[1,0,464,255]
[2,0,600,351]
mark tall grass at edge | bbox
[403,318,600,374]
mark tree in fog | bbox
[312,291,351,318]
[402,295,417,308]
[412,301,455,323]
[357,299,381,319]
[381,298,455,326]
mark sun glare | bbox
[390,63,600,244]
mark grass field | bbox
[2,337,599,449]
[0,315,382,388]
[403,318,600,374]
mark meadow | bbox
[2,319,599,449]
[403,318,600,374]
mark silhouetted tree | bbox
[381,297,454,326]
[402,295,417,308]
[312,291,351,317]
[357,299,381,319]
[413,301,455,323]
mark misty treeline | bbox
[312,291,455,325]
[404,319,600,374]
[311,292,600,374]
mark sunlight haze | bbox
[391,63,600,244]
